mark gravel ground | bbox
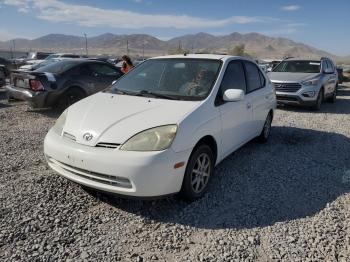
[1,85,350,261]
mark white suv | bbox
[44,54,276,201]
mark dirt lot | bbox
[0,85,350,261]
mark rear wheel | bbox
[257,112,273,143]
[180,144,214,201]
[311,88,323,111]
[58,88,86,109]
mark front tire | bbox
[312,88,323,111]
[327,85,337,103]
[180,144,214,201]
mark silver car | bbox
[268,57,338,110]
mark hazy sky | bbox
[0,0,349,56]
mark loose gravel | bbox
[1,85,350,261]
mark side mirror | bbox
[267,67,272,72]
[324,68,333,74]
[223,89,245,102]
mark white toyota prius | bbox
[44,54,276,200]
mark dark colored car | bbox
[0,57,15,76]
[0,65,6,87]
[337,67,344,84]
[6,59,123,109]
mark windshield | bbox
[109,58,221,101]
[273,60,321,73]
[34,60,79,74]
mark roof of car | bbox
[151,54,246,61]
[284,57,323,62]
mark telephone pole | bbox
[126,40,129,56]
[83,33,88,56]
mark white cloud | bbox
[1,0,275,29]
[282,5,300,11]
[261,23,306,35]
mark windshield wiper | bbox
[137,90,178,100]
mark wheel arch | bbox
[192,135,218,165]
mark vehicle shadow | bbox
[95,126,350,230]
[279,86,350,115]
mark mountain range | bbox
[0,32,347,62]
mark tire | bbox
[58,88,86,109]
[311,88,323,111]
[257,112,273,143]
[327,85,337,103]
[180,144,214,201]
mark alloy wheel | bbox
[190,153,211,194]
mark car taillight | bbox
[29,79,45,91]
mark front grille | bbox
[47,157,132,188]
[273,82,302,93]
[96,142,120,149]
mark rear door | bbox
[325,60,338,95]
[243,61,272,135]
[216,60,253,157]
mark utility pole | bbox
[126,40,129,56]
[12,40,16,55]
[191,43,194,54]
[83,33,88,56]
[142,43,145,60]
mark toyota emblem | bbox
[83,132,93,141]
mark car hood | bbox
[62,92,201,146]
[268,72,320,82]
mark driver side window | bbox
[216,60,246,106]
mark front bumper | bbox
[6,85,47,108]
[274,84,320,106]
[44,130,192,198]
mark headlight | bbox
[51,109,67,135]
[120,125,177,151]
[302,78,319,86]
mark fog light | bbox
[302,91,316,98]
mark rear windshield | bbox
[273,60,321,73]
[34,60,79,74]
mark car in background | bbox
[336,67,344,84]
[0,57,16,75]
[268,57,338,110]
[19,53,80,71]
[6,59,123,109]
[44,54,276,200]
[0,65,6,87]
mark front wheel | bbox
[328,85,337,103]
[180,144,214,201]
[257,112,272,143]
[311,88,323,111]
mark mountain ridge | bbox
[0,32,346,61]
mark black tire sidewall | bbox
[59,88,85,109]
[180,144,214,201]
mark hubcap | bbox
[191,153,211,194]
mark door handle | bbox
[265,95,270,99]
[246,102,252,109]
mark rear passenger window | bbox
[216,60,246,106]
[244,62,262,93]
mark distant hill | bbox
[0,32,346,61]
